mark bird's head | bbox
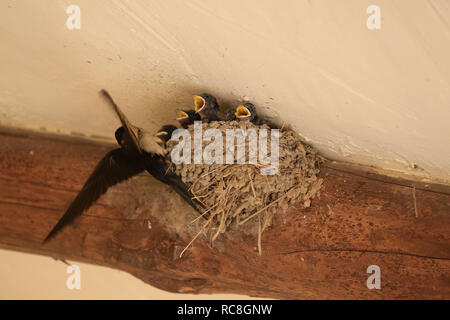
[156,124,177,143]
[194,93,219,114]
[176,109,200,127]
[235,103,256,122]
[114,126,125,145]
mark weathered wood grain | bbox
[0,127,449,299]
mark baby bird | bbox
[176,109,201,128]
[235,103,258,123]
[156,124,178,145]
[194,93,220,122]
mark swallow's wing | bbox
[165,173,206,213]
[100,89,141,153]
[43,149,144,242]
[145,155,205,213]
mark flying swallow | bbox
[43,90,204,242]
[235,103,258,123]
[194,93,220,122]
[176,109,201,128]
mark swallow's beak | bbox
[235,105,251,118]
[156,131,168,138]
[194,95,206,113]
[176,110,189,121]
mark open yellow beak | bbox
[156,131,168,138]
[176,110,188,120]
[194,95,206,112]
[235,105,251,118]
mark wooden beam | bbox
[0,127,449,299]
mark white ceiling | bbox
[1,0,449,182]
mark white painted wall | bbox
[1,0,449,183]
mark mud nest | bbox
[166,120,323,255]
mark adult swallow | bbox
[43,90,203,242]
[194,93,220,122]
[176,109,201,128]
[235,103,258,123]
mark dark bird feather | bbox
[43,90,204,242]
[43,147,145,242]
